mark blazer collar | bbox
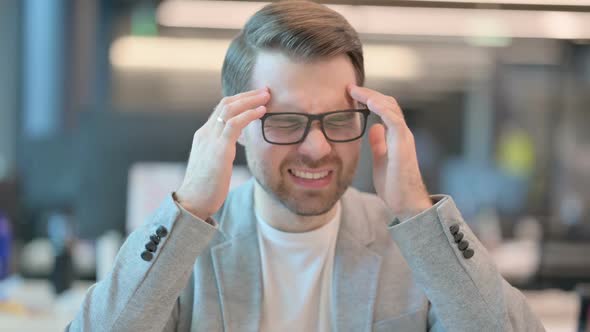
[332,188,383,332]
[214,178,377,245]
[339,186,377,246]
[211,179,261,332]
[211,178,382,332]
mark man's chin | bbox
[254,174,347,216]
[279,190,340,216]
[284,202,336,217]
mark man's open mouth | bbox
[288,169,331,180]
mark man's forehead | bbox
[266,92,354,113]
[250,51,358,112]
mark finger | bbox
[368,124,388,164]
[212,90,270,135]
[347,84,381,105]
[210,87,269,120]
[221,106,267,142]
[366,99,403,130]
[348,84,405,130]
[347,83,401,110]
[219,90,270,121]
[224,87,268,104]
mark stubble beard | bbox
[247,152,359,216]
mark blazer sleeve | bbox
[388,195,545,332]
[66,194,218,332]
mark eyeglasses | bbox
[259,109,370,145]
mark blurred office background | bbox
[0,0,589,330]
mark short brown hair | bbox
[221,0,364,96]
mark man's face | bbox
[242,51,362,216]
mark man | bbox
[68,1,545,331]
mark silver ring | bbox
[216,116,226,125]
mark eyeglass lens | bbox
[262,110,367,144]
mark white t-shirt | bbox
[256,203,341,332]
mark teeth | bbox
[291,169,329,180]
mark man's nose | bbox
[297,124,332,161]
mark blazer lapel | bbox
[209,181,384,332]
[332,189,383,332]
[211,179,263,332]
[211,233,262,332]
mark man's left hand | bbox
[348,84,433,220]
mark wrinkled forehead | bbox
[266,91,355,114]
[250,51,357,113]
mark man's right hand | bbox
[175,87,270,220]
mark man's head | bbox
[221,0,364,96]
[221,1,365,217]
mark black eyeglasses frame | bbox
[259,109,371,145]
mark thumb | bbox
[368,123,388,166]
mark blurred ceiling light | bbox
[157,0,590,39]
[542,11,584,39]
[364,45,422,80]
[465,16,512,47]
[110,36,422,80]
[401,0,590,4]
[110,36,230,71]
[157,1,266,29]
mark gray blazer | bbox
[68,179,545,331]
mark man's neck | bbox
[253,182,338,233]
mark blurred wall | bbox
[0,0,19,180]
